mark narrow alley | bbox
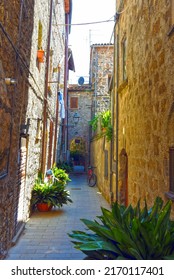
[6,174,110,260]
[1,0,174,269]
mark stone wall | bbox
[90,136,111,203]
[90,44,114,115]
[88,44,114,202]
[0,0,65,258]
[68,85,93,169]
[113,0,174,213]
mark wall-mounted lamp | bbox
[5,78,17,85]
[73,112,80,125]
[0,78,17,85]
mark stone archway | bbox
[70,137,86,169]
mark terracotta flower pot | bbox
[36,203,53,212]
[37,50,45,63]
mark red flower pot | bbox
[37,50,45,63]
[36,203,53,212]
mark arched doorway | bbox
[70,137,86,171]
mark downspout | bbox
[115,0,124,201]
[63,12,69,161]
[53,64,61,164]
[109,83,114,204]
[41,0,53,173]
[94,49,98,116]
[110,20,117,205]
[116,28,119,202]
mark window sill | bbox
[165,191,174,201]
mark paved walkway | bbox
[6,173,110,260]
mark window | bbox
[169,147,174,193]
[70,97,78,109]
[122,37,127,81]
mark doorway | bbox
[70,137,86,172]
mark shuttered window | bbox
[70,97,78,109]
[169,147,174,192]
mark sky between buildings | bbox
[69,0,116,84]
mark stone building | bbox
[89,43,114,116]
[0,0,73,259]
[67,44,113,173]
[111,0,174,212]
[67,84,93,170]
[88,44,114,201]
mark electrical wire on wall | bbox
[53,16,115,27]
[90,3,131,88]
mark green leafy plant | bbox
[69,197,174,260]
[101,110,111,128]
[51,164,71,185]
[89,114,100,131]
[89,110,113,141]
[31,177,72,209]
[105,124,113,141]
[56,161,73,173]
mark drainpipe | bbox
[115,1,124,201]
[94,50,98,116]
[63,12,69,161]
[109,87,114,204]
[53,64,61,164]
[115,30,119,202]
[41,0,53,173]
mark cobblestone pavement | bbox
[6,173,110,260]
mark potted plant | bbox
[56,161,73,173]
[51,164,71,185]
[31,174,72,212]
[69,197,174,260]
[37,49,45,63]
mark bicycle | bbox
[87,166,97,187]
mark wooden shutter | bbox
[70,97,78,109]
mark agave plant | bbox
[69,197,174,260]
